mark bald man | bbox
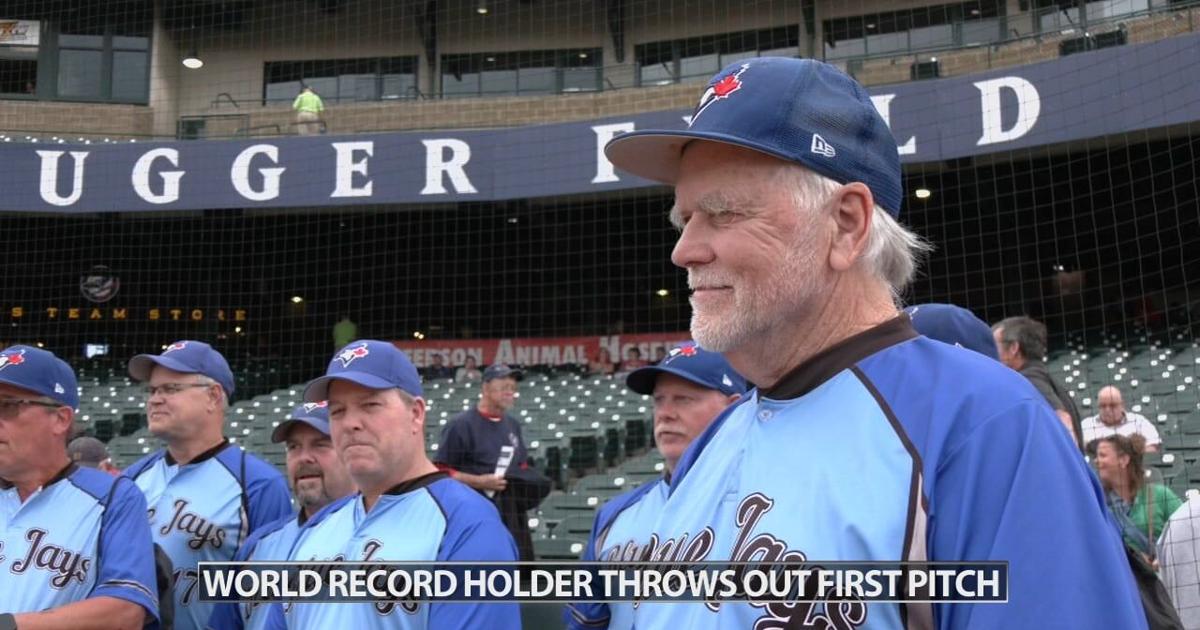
[1081,385,1160,453]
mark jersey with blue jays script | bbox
[206,512,303,630]
[268,471,521,630]
[125,440,292,630]
[600,316,1146,630]
[0,464,159,624]
[565,477,667,630]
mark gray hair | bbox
[786,167,930,300]
[194,374,230,408]
[992,316,1048,361]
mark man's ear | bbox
[827,182,875,273]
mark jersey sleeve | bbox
[205,601,243,630]
[246,471,293,533]
[929,398,1146,630]
[564,509,611,629]
[1143,420,1162,446]
[91,477,161,623]
[1159,500,1200,625]
[431,486,521,630]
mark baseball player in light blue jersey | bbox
[264,340,520,629]
[124,341,292,630]
[598,57,1147,629]
[566,342,745,630]
[0,346,159,630]
[207,401,355,630]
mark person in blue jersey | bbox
[565,342,745,630]
[265,340,520,629]
[0,346,159,630]
[599,57,1147,629]
[207,401,355,630]
[123,341,292,630]
[903,303,999,360]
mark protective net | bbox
[0,0,1199,602]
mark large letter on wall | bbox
[331,141,374,198]
[974,76,1041,146]
[37,150,89,207]
[591,122,635,183]
[132,148,184,204]
[231,144,286,201]
[869,94,916,156]
[420,139,477,195]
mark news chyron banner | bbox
[394,332,693,369]
[198,562,1007,606]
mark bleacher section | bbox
[75,337,1200,561]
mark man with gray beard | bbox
[596,57,1145,629]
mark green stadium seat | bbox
[532,536,586,561]
[521,603,566,630]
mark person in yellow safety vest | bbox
[293,86,325,135]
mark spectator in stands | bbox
[68,435,120,475]
[434,364,549,561]
[993,315,1083,450]
[424,353,453,380]
[619,348,649,372]
[1158,495,1200,628]
[904,303,999,360]
[1083,385,1161,454]
[292,85,325,135]
[588,347,617,377]
[332,314,356,351]
[1097,434,1182,561]
[566,342,745,629]
[207,402,355,630]
[455,355,483,383]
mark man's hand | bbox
[458,472,507,493]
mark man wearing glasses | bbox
[124,340,291,630]
[0,345,160,630]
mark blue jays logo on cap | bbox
[302,401,328,413]
[691,63,748,125]
[627,342,746,397]
[163,341,188,354]
[336,343,370,368]
[0,349,27,371]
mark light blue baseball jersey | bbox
[125,440,292,630]
[206,512,304,630]
[565,477,667,629]
[595,316,1147,629]
[0,464,159,624]
[265,471,521,630]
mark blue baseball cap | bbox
[304,340,423,402]
[0,345,79,409]
[128,340,236,397]
[605,57,904,217]
[482,364,523,383]
[904,303,999,360]
[626,343,747,397]
[271,401,331,443]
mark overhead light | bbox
[579,52,589,59]
[656,289,670,297]
[866,23,876,29]
[291,295,304,304]
[36,341,44,348]
[235,326,243,334]
[476,2,488,14]
[970,8,981,15]
[915,188,932,199]
[507,217,519,224]
[929,56,937,62]
[413,331,426,340]
[485,56,496,62]
[182,50,203,69]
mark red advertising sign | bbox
[393,332,692,368]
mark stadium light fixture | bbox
[291,295,304,304]
[413,331,426,340]
[476,2,488,15]
[235,326,243,334]
[915,188,932,199]
[656,289,670,297]
[182,50,204,69]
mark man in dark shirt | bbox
[434,364,545,559]
[424,353,454,380]
[993,315,1083,450]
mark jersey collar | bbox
[0,462,76,493]
[760,314,917,400]
[382,470,447,496]
[164,438,231,466]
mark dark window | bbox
[51,3,151,104]
[635,26,800,87]
[439,49,601,98]
[823,0,1004,60]
[264,56,418,105]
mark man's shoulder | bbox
[215,445,286,485]
[124,449,166,480]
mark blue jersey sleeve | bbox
[92,476,161,623]
[930,398,1146,629]
[206,520,282,630]
[430,480,521,629]
[245,466,293,533]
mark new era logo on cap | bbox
[811,134,836,158]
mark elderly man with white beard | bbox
[595,57,1146,629]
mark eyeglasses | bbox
[0,399,65,419]
[143,383,212,398]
